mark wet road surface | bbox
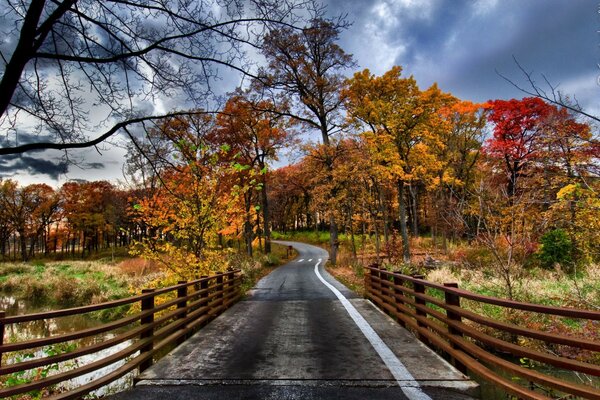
[109,241,478,399]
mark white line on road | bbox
[313,259,432,400]
[308,259,313,262]
[298,259,304,262]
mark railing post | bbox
[392,272,406,328]
[177,281,188,345]
[364,265,372,298]
[0,311,5,367]
[444,283,466,373]
[378,267,387,307]
[412,274,430,346]
[216,272,224,310]
[139,288,155,373]
[226,269,235,307]
[200,276,208,307]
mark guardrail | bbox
[365,265,600,400]
[0,269,242,399]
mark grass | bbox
[0,258,164,311]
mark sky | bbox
[3,0,599,187]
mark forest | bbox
[0,18,598,302]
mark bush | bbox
[537,229,573,270]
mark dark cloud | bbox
[83,162,106,169]
[0,131,56,148]
[0,155,69,180]
[328,0,598,108]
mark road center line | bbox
[313,259,432,400]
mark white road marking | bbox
[298,259,304,262]
[313,259,432,400]
[308,259,313,262]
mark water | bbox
[468,355,600,399]
[1,293,138,397]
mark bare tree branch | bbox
[0,110,217,155]
[497,56,600,123]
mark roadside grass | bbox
[0,258,164,312]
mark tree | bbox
[128,115,239,279]
[22,183,59,256]
[0,180,18,259]
[484,97,552,199]
[214,91,292,254]
[344,66,454,262]
[433,100,487,248]
[268,162,314,232]
[0,179,30,260]
[260,17,354,264]
[0,0,311,156]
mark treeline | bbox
[268,92,599,282]
[0,180,150,260]
[4,18,597,287]
[123,19,598,285]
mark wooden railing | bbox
[0,269,242,399]
[365,265,600,400]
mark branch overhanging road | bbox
[109,241,477,400]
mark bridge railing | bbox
[0,269,242,400]
[365,265,600,400]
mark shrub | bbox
[537,229,573,271]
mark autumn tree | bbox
[0,179,31,260]
[433,101,487,248]
[538,107,599,264]
[268,162,314,232]
[214,91,292,254]
[484,97,552,199]
[260,18,354,264]
[22,183,59,256]
[0,180,18,259]
[344,66,454,262]
[128,115,239,279]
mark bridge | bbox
[0,242,599,399]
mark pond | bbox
[0,293,138,398]
[469,354,600,399]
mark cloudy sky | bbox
[4,0,599,187]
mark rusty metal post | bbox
[226,269,235,308]
[216,272,224,310]
[392,272,406,327]
[200,276,208,307]
[177,281,187,345]
[444,283,466,373]
[0,311,5,367]
[364,265,372,298]
[377,267,388,306]
[139,289,155,372]
[412,274,430,346]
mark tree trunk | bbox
[261,173,271,254]
[349,202,356,259]
[409,184,419,236]
[397,180,410,263]
[19,230,27,261]
[244,218,253,257]
[329,214,338,265]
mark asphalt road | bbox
[109,241,477,400]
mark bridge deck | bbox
[109,242,478,400]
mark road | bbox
[109,241,477,400]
